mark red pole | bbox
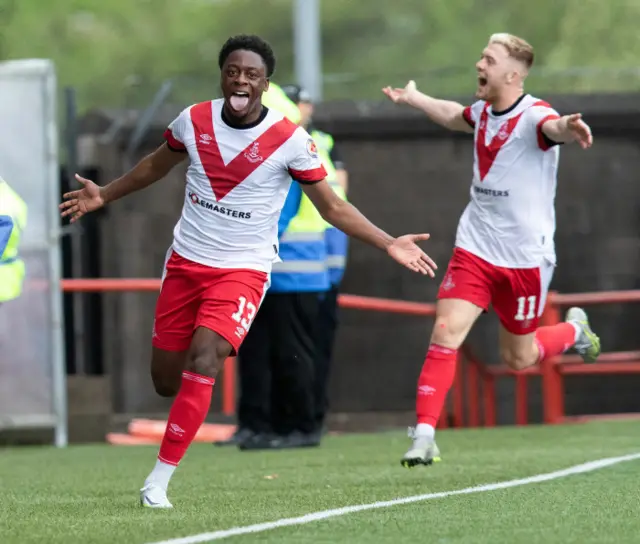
[222,357,236,416]
[483,374,496,427]
[541,293,564,424]
[515,374,528,425]
[438,404,449,429]
[57,278,640,425]
[467,360,480,427]
[452,354,465,427]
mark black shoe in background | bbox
[213,427,254,447]
[237,432,278,451]
[270,431,321,450]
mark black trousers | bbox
[313,285,340,430]
[237,291,321,435]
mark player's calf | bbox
[142,328,232,508]
[500,347,537,371]
[401,298,482,468]
[150,347,187,397]
[499,307,600,372]
[499,329,570,371]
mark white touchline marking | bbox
[146,452,640,544]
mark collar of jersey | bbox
[220,105,270,130]
[490,94,527,117]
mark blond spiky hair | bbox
[489,33,535,69]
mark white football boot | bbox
[566,307,601,363]
[401,427,442,468]
[140,482,173,509]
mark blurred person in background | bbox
[0,177,28,306]
[227,84,351,450]
[228,82,330,451]
[0,215,11,256]
[383,32,599,468]
[281,84,350,440]
[61,34,436,508]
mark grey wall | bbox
[76,93,640,422]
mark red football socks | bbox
[413,325,576,430]
[416,344,458,427]
[534,323,576,363]
[157,371,215,466]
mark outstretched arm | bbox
[102,143,187,204]
[60,143,187,222]
[382,80,474,133]
[301,180,437,276]
[541,113,593,149]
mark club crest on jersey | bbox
[244,142,263,163]
[306,138,318,158]
[199,133,213,145]
[497,123,510,141]
[441,272,455,291]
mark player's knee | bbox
[187,349,217,379]
[186,333,231,379]
[430,316,465,349]
[500,349,534,371]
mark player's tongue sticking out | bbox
[229,92,250,112]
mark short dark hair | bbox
[218,35,276,78]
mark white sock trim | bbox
[145,458,177,490]
[415,423,435,440]
[569,320,581,343]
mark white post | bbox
[293,0,323,101]
[44,62,68,448]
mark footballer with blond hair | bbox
[383,33,600,467]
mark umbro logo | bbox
[169,423,185,436]
[418,385,436,396]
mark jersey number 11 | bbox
[514,295,537,321]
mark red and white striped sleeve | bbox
[164,108,190,152]
[286,127,327,184]
[462,100,485,129]
[527,100,562,151]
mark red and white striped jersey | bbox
[455,94,561,268]
[163,99,327,272]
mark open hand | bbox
[387,233,437,277]
[382,80,418,105]
[564,113,593,149]
[59,174,105,222]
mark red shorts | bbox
[437,247,554,335]
[152,251,270,355]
